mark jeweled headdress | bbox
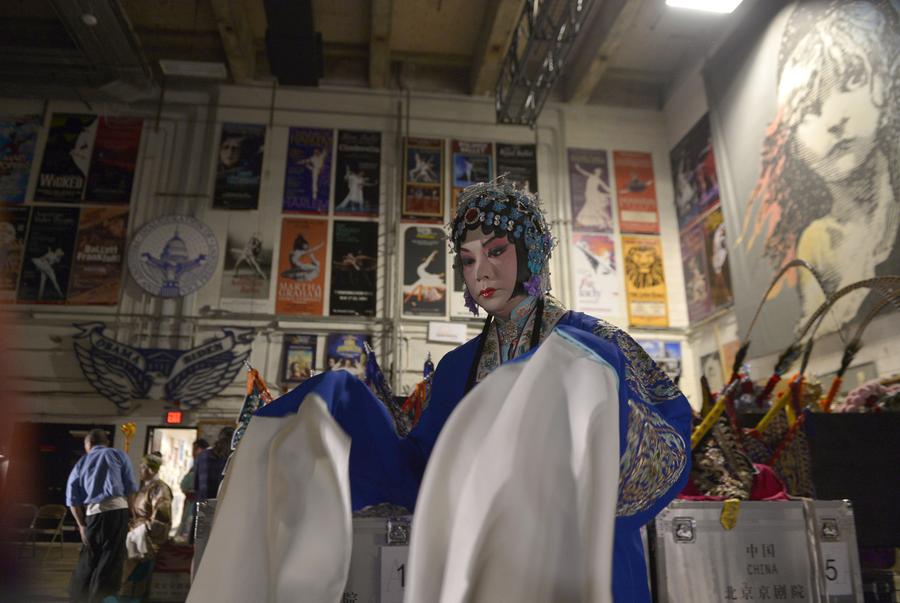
[449,178,555,301]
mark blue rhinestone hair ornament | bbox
[448,177,555,297]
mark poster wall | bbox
[17,206,80,303]
[613,150,659,234]
[213,123,265,210]
[326,333,371,379]
[450,140,493,217]
[496,142,538,194]
[680,221,713,323]
[704,1,899,354]
[402,225,446,317]
[334,130,380,216]
[281,334,317,384]
[330,220,378,317]
[284,127,333,214]
[275,218,328,315]
[220,213,273,303]
[571,233,621,316]
[567,148,613,232]
[0,206,30,301]
[0,115,39,203]
[68,206,128,305]
[403,137,444,220]
[622,235,669,328]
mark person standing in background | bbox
[66,428,138,603]
[177,438,208,542]
[193,427,233,503]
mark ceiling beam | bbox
[209,0,257,83]
[369,0,392,88]
[563,0,647,103]
[469,0,526,96]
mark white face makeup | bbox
[459,228,525,320]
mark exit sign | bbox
[165,411,183,424]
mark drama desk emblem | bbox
[73,323,255,410]
[128,215,218,297]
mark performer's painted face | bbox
[459,228,523,320]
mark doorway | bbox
[144,426,198,540]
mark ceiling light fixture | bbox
[665,0,744,14]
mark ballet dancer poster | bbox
[17,206,80,304]
[330,220,378,317]
[496,143,538,195]
[334,130,380,216]
[281,334,317,384]
[450,140,493,217]
[84,117,143,204]
[0,115,39,203]
[68,206,128,305]
[213,122,265,210]
[622,235,669,328]
[402,225,446,317]
[325,333,371,379]
[680,220,713,323]
[220,212,273,302]
[402,137,444,220]
[284,127,333,214]
[0,206,30,301]
[668,114,719,232]
[34,114,97,203]
[571,233,621,317]
[276,218,328,315]
[613,151,659,234]
[567,148,614,233]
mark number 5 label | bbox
[820,542,852,597]
[380,545,410,603]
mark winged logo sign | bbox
[73,322,254,410]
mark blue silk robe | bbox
[256,307,692,602]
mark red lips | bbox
[479,288,496,298]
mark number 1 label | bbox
[380,545,410,603]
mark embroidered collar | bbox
[495,296,537,346]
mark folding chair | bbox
[28,504,67,560]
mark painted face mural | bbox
[459,228,522,319]
[739,1,900,331]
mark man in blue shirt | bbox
[66,428,139,603]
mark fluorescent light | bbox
[159,60,228,80]
[665,0,744,13]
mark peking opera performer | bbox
[190,180,691,603]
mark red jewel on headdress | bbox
[464,207,480,224]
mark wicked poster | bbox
[571,233,621,316]
[0,115,39,203]
[213,123,265,210]
[403,137,444,220]
[668,114,719,231]
[329,220,377,317]
[284,127,332,214]
[613,150,659,234]
[68,206,128,305]
[402,225,446,317]
[34,114,97,203]
[220,213,273,302]
[703,207,733,311]
[281,334,317,384]
[622,235,668,328]
[450,140,493,217]
[568,148,613,232]
[0,206,30,301]
[84,117,143,204]
[681,220,713,323]
[325,333,371,379]
[17,206,79,303]
[496,142,538,195]
[275,218,328,315]
[334,130,380,216]
[705,1,900,355]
